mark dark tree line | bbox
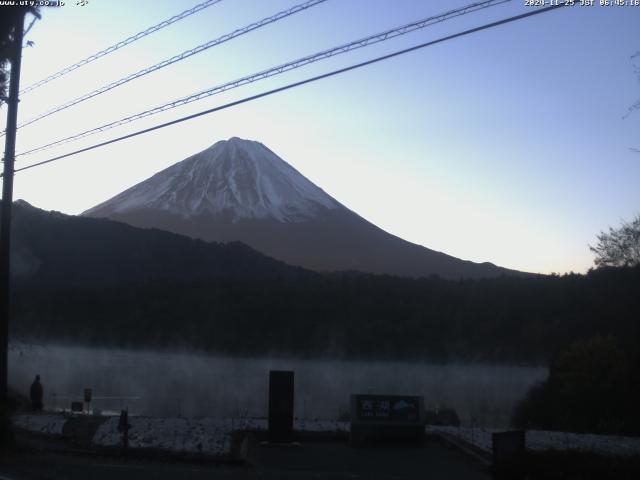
[11,266,640,364]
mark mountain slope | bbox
[84,137,521,279]
[9,200,311,288]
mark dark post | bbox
[492,430,525,478]
[0,9,26,407]
[84,388,92,414]
[268,370,294,443]
[117,409,130,453]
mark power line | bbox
[10,0,327,134]
[15,0,510,159]
[19,0,225,95]
[11,2,572,176]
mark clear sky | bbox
[2,0,639,274]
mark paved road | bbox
[1,439,490,480]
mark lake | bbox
[9,343,546,427]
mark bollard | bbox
[492,430,525,479]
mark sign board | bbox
[268,370,294,443]
[352,394,424,424]
[350,394,425,446]
[84,388,92,403]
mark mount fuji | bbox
[83,137,518,279]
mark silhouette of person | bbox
[29,374,43,412]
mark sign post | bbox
[268,370,294,443]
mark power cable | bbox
[10,2,572,175]
[19,0,225,95]
[16,0,510,158]
[10,0,327,134]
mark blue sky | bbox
[3,0,640,274]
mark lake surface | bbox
[9,343,546,427]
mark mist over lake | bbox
[9,343,546,428]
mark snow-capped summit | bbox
[84,137,521,279]
[86,137,340,223]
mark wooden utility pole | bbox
[0,10,26,405]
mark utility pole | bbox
[0,10,26,406]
